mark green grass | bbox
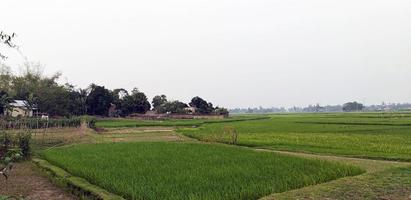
[269,166,411,200]
[180,113,411,161]
[41,142,363,200]
[95,116,268,128]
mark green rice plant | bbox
[42,142,363,200]
[95,116,268,128]
[180,113,411,161]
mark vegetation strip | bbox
[32,158,124,200]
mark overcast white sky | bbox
[1,0,411,108]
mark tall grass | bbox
[42,142,363,200]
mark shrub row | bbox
[0,116,96,130]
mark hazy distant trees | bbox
[343,102,364,112]
[189,96,214,114]
[152,95,189,114]
[0,62,226,117]
[214,107,229,116]
[160,101,188,114]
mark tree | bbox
[0,91,12,115]
[160,101,188,114]
[214,107,229,116]
[343,102,364,112]
[9,63,71,116]
[152,95,167,111]
[0,64,12,92]
[66,84,87,116]
[86,84,113,116]
[189,96,214,114]
[120,88,151,116]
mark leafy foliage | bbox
[343,102,364,112]
[86,84,113,116]
[152,95,167,111]
[120,88,151,116]
[190,96,214,114]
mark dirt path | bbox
[0,162,76,200]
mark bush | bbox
[80,115,97,129]
[0,117,83,130]
[18,132,31,159]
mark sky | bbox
[1,0,411,108]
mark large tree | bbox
[152,95,167,111]
[120,88,151,116]
[86,84,114,116]
[159,101,188,114]
[66,84,87,116]
[189,96,214,114]
[9,63,71,116]
[343,102,364,112]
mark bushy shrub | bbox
[80,115,97,129]
[18,132,31,159]
[0,117,83,129]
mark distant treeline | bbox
[230,102,411,114]
[0,63,228,117]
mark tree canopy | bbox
[343,102,364,112]
[0,62,227,117]
[120,88,151,116]
[152,95,167,111]
[189,96,214,114]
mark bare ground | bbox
[0,162,76,200]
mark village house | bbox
[184,106,196,114]
[3,100,35,118]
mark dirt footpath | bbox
[0,162,76,200]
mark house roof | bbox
[10,100,30,108]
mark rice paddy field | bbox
[180,113,411,161]
[95,116,268,128]
[41,142,363,200]
[36,112,411,199]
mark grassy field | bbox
[180,113,411,161]
[41,142,363,200]
[95,116,268,128]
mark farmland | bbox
[95,116,268,128]
[41,142,363,200]
[2,112,411,199]
[180,113,411,161]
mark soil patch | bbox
[0,162,76,200]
